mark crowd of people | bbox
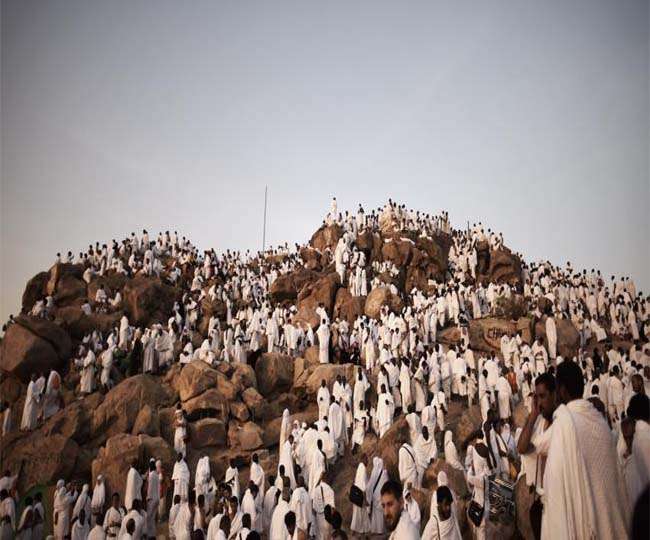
[1,198,649,539]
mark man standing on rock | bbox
[316,320,330,364]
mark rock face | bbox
[123,276,179,327]
[255,353,294,398]
[2,433,81,494]
[297,273,340,316]
[92,375,173,443]
[0,316,72,382]
[176,361,222,402]
[468,317,517,353]
[190,418,227,448]
[364,287,403,319]
[21,271,49,313]
[309,224,343,252]
[333,288,365,324]
[479,248,523,288]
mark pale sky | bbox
[1,0,648,323]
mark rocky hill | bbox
[0,206,626,538]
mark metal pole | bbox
[262,186,268,252]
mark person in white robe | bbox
[443,431,464,471]
[144,460,160,537]
[72,483,91,522]
[269,487,291,540]
[42,370,62,420]
[327,398,345,457]
[422,485,461,540]
[350,457,370,534]
[90,475,106,526]
[78,349,96,394]
[414,426,437,478]
[262,477,279,533]
[53,480,78,540]
[377,388,394,438]
[15,498,33,540]
[316,382,330,420]
[289,477,311,535]
[366,457,388,535]
[541,361,629,540]
[279,408,291,450]
[310,475,335,540]
[172,455,190,503]
[124,464,143,512]
[70,509,90,540]
[495,371,513,420]
[20,375,39,431]
[316,321,330,364]
[224,460,241,502]
[103,493,124,539]
[398,442,420,489]
[545,316,557,360]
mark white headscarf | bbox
[91,476,105,511]
[444,431,463,471]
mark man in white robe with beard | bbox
[541,361,629,540]
[53,480,78,540]
[422,485,461,540]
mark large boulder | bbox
[0,316,72,383]
[21,271,49,313]
[481,249,523,288]
[455,405,484,447]
[255,353,294,398]
[175,361,237,403]
[295,363,357,396]
[381,238,415,267]
[55,274,87,306]
[91,433,174,504]
[364,287,403,319]
[299,247,322,271]
[123,276,179,327]
[310,224,343,253]
[468,317,517,354]
[297,273,340,316]
[189,418,227,448]
[183,389,229,421]
[2,433,80,494]
[269,274,299,304]
[237,421,264,450]
[92,375,173,442]
[43,392,103,445]
[534,317,580,359]
[55,307,122,340]
[333,288,365,324]
[131,404,160,436]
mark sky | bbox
[1,0,648,323]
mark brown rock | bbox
[514,475,536,540]
[2,433,80,494]
[43,392,103,444]
[55,274,88,306]
[21,271,49,313]
[310,224,343,252]
[123,275,179,327]
[254,353,294,398]
[494,294,528,320]
[46,263,84,295]
[482,249,523,288]
[468,317,517,354]
[299,247,322,271]
[363,416,409,479]
[189,418,227,448]
[92,375,173,443]
[230,363,257,393]
[132,404,160,436]
[269,274,299,304]
[242,387,265,418]
[293,306,320,330]
[425,459,469,498]
[455,405,484,447]
[1,320,65,383]
[176,361,221,402]
[381,238,414,267]
[517,317,534,344]
[183,389,229,421]
[237,422,264,450]
[230,401,250,422]
[364,287,403,319]
[297,273,340,316]
[0,374,24,404]
[333,288,366,324]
